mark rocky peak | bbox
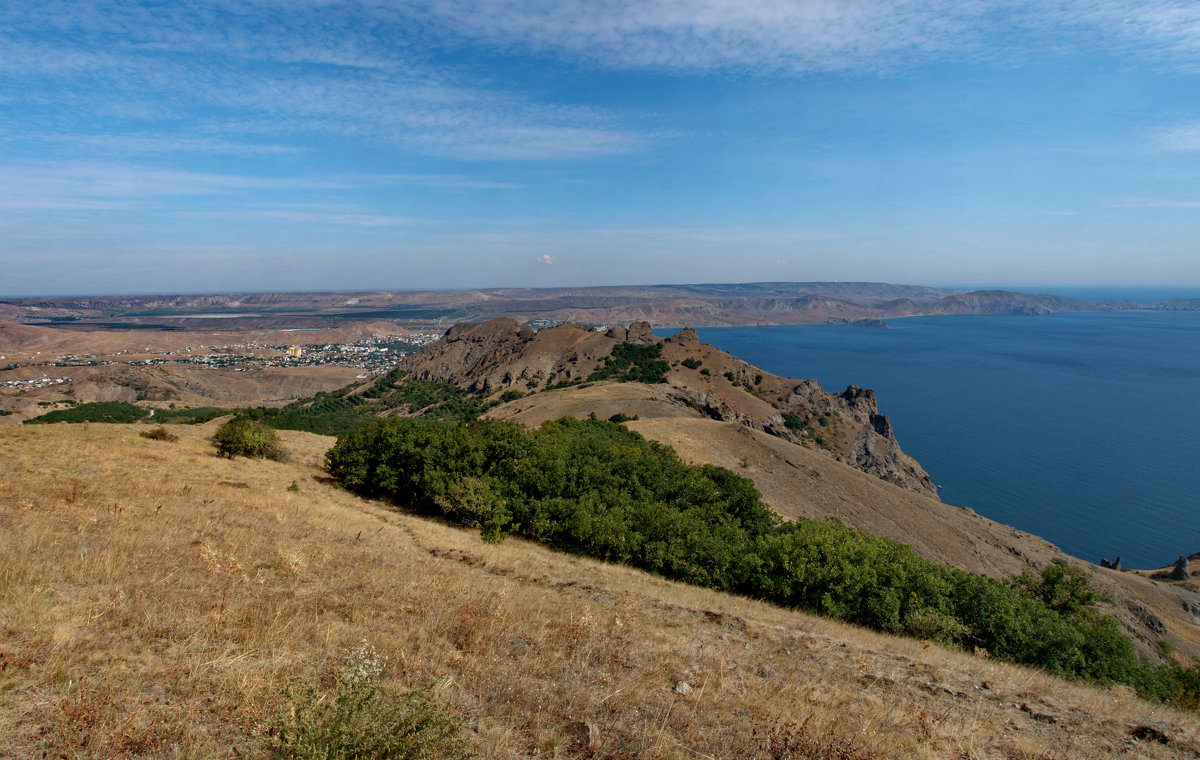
[837,385,877,412]
[626,321,656,345]
[668,327,700,345]
[1170,556,1192,581]
[444,318,533,344]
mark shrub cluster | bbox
[325,416,1200,703]
[24,401,148,424]
[213,418,287,460]
[148,406,231,424]
[239,397,374,436]
[587,342,670,384]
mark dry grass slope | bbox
[3,423,1200,759]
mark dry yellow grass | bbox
[3,422,1200,759]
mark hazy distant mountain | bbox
[0,281,1159,330]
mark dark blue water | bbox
[689,312,1200,569]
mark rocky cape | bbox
[398,318,935,497]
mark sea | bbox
[687,309,1200,570]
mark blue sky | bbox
[3,1,1200,296]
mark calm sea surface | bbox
[690,312,1200,570]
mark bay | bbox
[691,312,1200,570]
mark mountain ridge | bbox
[6,281,1192,331]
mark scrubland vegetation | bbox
[24,400,149,424]
[586,342,671,385]
[327,415,1200,706]
[213,418,288,461]
[4,422,1200,759]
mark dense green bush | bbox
[149,406,231,424]
[781,412,808,431]
[324,415,1200,703]
[213,418,286,460]
[238,400,374,437]
[24,401,148,424]
[588,342,670,384]
[681,357,702,370]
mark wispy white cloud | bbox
[25,134,303,156]
[5,0,1196,168]
[1154,122,1200,150]
[1112,198,1200,208]
[0,1,652,163]
[342,173,525,190]
[410,0,1200,73]
[0,161,340,206]
[0,161,526,214]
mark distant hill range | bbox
[4,281,1193,330]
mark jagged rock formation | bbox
[1101,556,1123,571]
[1170,556,1192,581]
[395,318,936,496]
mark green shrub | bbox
[213,418,286,460]
[25,401,148,424]
[264,641,469,760]
[238,404,374,437]
[781,412,808,432]
[681,357,702,370]
[148,406,230,424]
[498,389,525,403]
[588,342,670,384]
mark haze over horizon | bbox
[4,1,1200,297]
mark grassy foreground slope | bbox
[3,423,1200,758]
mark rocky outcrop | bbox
[1100,556,1123,571]
[1170,556,1192,581]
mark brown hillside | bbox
[4,422,1200,759]
[0,319,409,355]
